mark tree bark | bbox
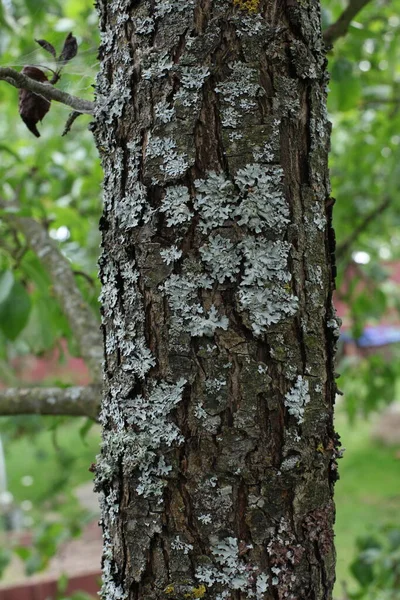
[93,1,339,599]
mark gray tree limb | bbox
[323,0,373,47]
[0,67,94,114]
[0,385,100,419]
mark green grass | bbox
[334,408,400,596]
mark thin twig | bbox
[62,110,84,135]
[323,0,373,47]
[336,197,391,260]
[73,269,96,287]
[0,66,94,114]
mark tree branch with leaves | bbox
[323,0,374,46]
[0,32,94,138]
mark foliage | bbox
[349,526,400,599]
[325,0,400,418]
[0,0,101,368]
[56,573,97,600]
[339,353,399,421]
[0,0,102,581]
[0,417,100,579]
[334,410,400,592]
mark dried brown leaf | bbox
[35,38,57,58]
[59,32,78,63]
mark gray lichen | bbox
[284,376,310,423]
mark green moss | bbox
[233,0,260,12]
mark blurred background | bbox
[0,0,400,598]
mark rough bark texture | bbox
[93,1,340,599]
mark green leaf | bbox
[0,279,31,340]
[14,546,31,561]
[387,529,400,551]
[356,535,382,552]
[25,553,46,576]
[350,555,375,588]
[329,57,362,112]
[0,270,14,304]
[57,572,69,594]
[22,295,65,352]
[0,548,11,577]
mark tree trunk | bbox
[93,1,339,599]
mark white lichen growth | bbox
[205,377,227,393]
[189,305,229,337]
[284,376,310,423]
[103,487,120,523]
[199,235,241,283]
[198,513,212,524]
[235,13,266,38]
[234,164,289,232]
[146,136,188,179]
[311,202,327,231]
[240,238,291,285]
[171,535,194,554]
[215,63,261,138]
[135,16,154,35]
[281,456,300,471]
[155,100,175,123]
[193,165,289,238]
[101,535,128,600]
[194,402,208,420]
[123,379,186,498]
[327,316,341,337]
[117,139,155,228]
[118,182,153,229]
[195,537,269,599]
[194,173,236,231]
[96,66,131,125]
[176,66,210,107]
[154,0,195,18]
[162,272,228,337]
[236,231,298,335]
[160,245,182,265]
[142,52,173,80]
[160,185,193,226]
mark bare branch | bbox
[336,197,391,260]
[0,67,94,114]
[1,196,103,383]
[0,385,100,419]
[323,0,373,47]
[62,110,84,135]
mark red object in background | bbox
[1,340,91,389]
